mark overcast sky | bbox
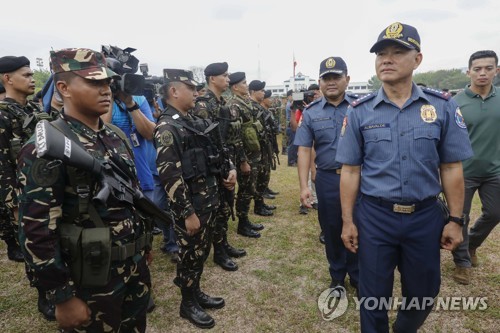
[1,0,499,85]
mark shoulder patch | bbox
[159,130,174,146]
[454,107,467,129]
[31,158,60,187]
[421,87,451,100]
[304,98,321,110]
[351,92,376,107]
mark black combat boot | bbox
[5,238,24,262]
[237,217,261,238]
[265,187,280,195]
[223,236,246,258]
[180,287,215,329]
[263,203,276,210]
[37,286,56,321]
[254,201,273,216]
[194,282,225,309]
[213,243,238,271]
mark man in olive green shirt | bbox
[451,50,500,285]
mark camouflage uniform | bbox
[250,99,273,203]
[17,48,151,332]
[226,95,264,235]
[17,115,151,332]
[155,104,220,288]
[0,99,49,243]
[193,90,230,247]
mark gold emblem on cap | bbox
[420,105,437,123]
[325,58,336,69]
[384,22,404,39]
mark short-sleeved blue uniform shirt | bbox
[336,83,473,202]
[294,95,355,170]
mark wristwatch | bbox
[126,102,140,113]
[448,215,465,226]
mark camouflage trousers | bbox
[236,162,259,219]
[213,196,231,245]
[255,148,271,200]
[0,204,16,242]
[173,211,215,288]
[73,254,151,333]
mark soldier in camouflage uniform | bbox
[192,62,246,272]
[261,90,281,197]
[248,80,276,217]
[155,69,235,329]
[0,55,56,320]
[226,72,265,238]
[17,48,152,332]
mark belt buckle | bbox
[336,169,342,175]
[393,204,415,214]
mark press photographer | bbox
[102,45,179,263]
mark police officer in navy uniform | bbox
[295,56,359,294]
[336,22,473,333]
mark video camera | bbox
[138,63,164,105]
[102,45,145,96]
[291,90,316,110]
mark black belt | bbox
[362,194,437,214]
[317,168,342,175]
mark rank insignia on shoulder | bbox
[351,92,376,107]
[421,87,451,100]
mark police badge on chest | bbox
[130,133,140,147]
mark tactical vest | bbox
[162,113,222,214]
[0,100,53,163]
[50,118,151,288]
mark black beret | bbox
[0,82,5,94]
[229,72,245,86]
[0,56,30,73]
[248,80,266,91]
[204,62,228,77]
[264,90,272,99]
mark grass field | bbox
[0,141,498,332]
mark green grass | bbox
[1,136,498,332]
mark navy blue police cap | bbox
[370,22,421,53]
[319,57,348,77]
[0,56,30,73]
[229,72,245,86]
[204,62,228,77]
[264,90,272,99]
[248,80,266,91]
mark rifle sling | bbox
[50,118,105,228]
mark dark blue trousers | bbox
[316,169,358,285]
[357,196,443,333]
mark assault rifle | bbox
[34,120,171,228]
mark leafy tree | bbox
[367,69,470,91]
[367,75,381,90]
[33,69,51,93]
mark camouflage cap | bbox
[50,48,119,80]
[163,68,199,87]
